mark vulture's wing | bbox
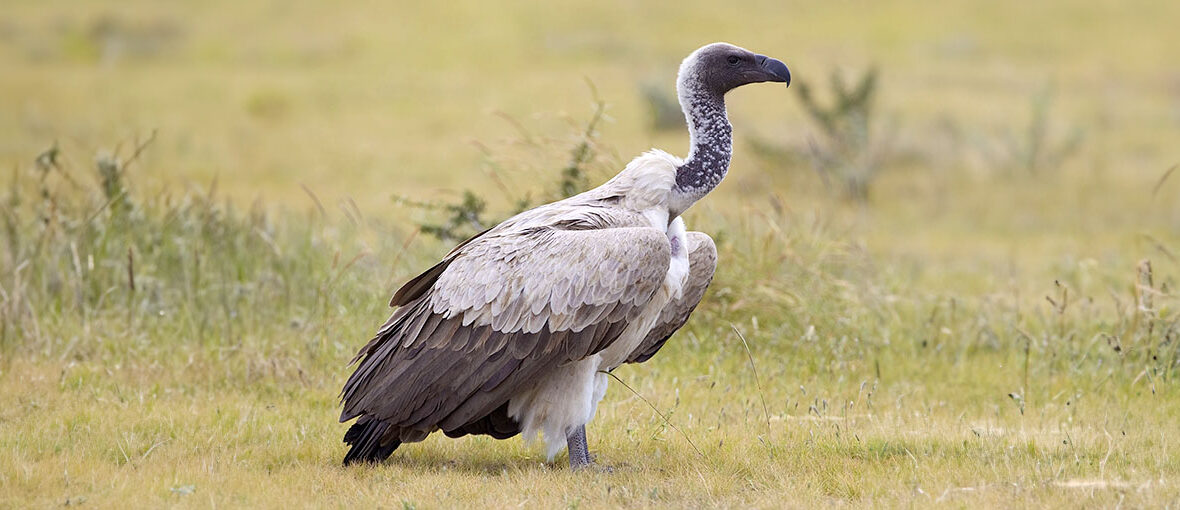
[340,226,670,438]
[626,232,716,364]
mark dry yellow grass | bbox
[2,1,1180,508]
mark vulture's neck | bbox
[670,86,731,217]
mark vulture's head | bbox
[678,42,791,98]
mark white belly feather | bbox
[507,216,691,459]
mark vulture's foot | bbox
[566,425,606,471]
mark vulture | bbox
[339,42,791,469]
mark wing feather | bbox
[340,225,670,439]
[627,232,717,364]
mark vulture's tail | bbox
[342,418,400,465]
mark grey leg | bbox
[566,425,592,470]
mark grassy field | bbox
[3,1,1180,508]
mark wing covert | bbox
[626,231,716,364]
[340,226,671,438]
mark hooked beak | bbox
[755,54,791,87]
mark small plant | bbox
[980,86,1084,175]
[555,87,609,200]
[404,86,609,243]
[96,130,155,217]
[795,67,887,202]
[748,67,892,203]
[399,190,488,243]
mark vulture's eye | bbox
[727,55,741,66]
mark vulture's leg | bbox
[566,425,592,470]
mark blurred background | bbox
[3,1,1178,277]
[3,1,1180,506]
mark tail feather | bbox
[342,418,401,465]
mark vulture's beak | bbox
[755,54,791,87]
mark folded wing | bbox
[627,232,716,364]
[340,226,672,444]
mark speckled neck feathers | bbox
[670,55,733,216]
[676,92,731,197]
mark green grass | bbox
[3,1,1180,507]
